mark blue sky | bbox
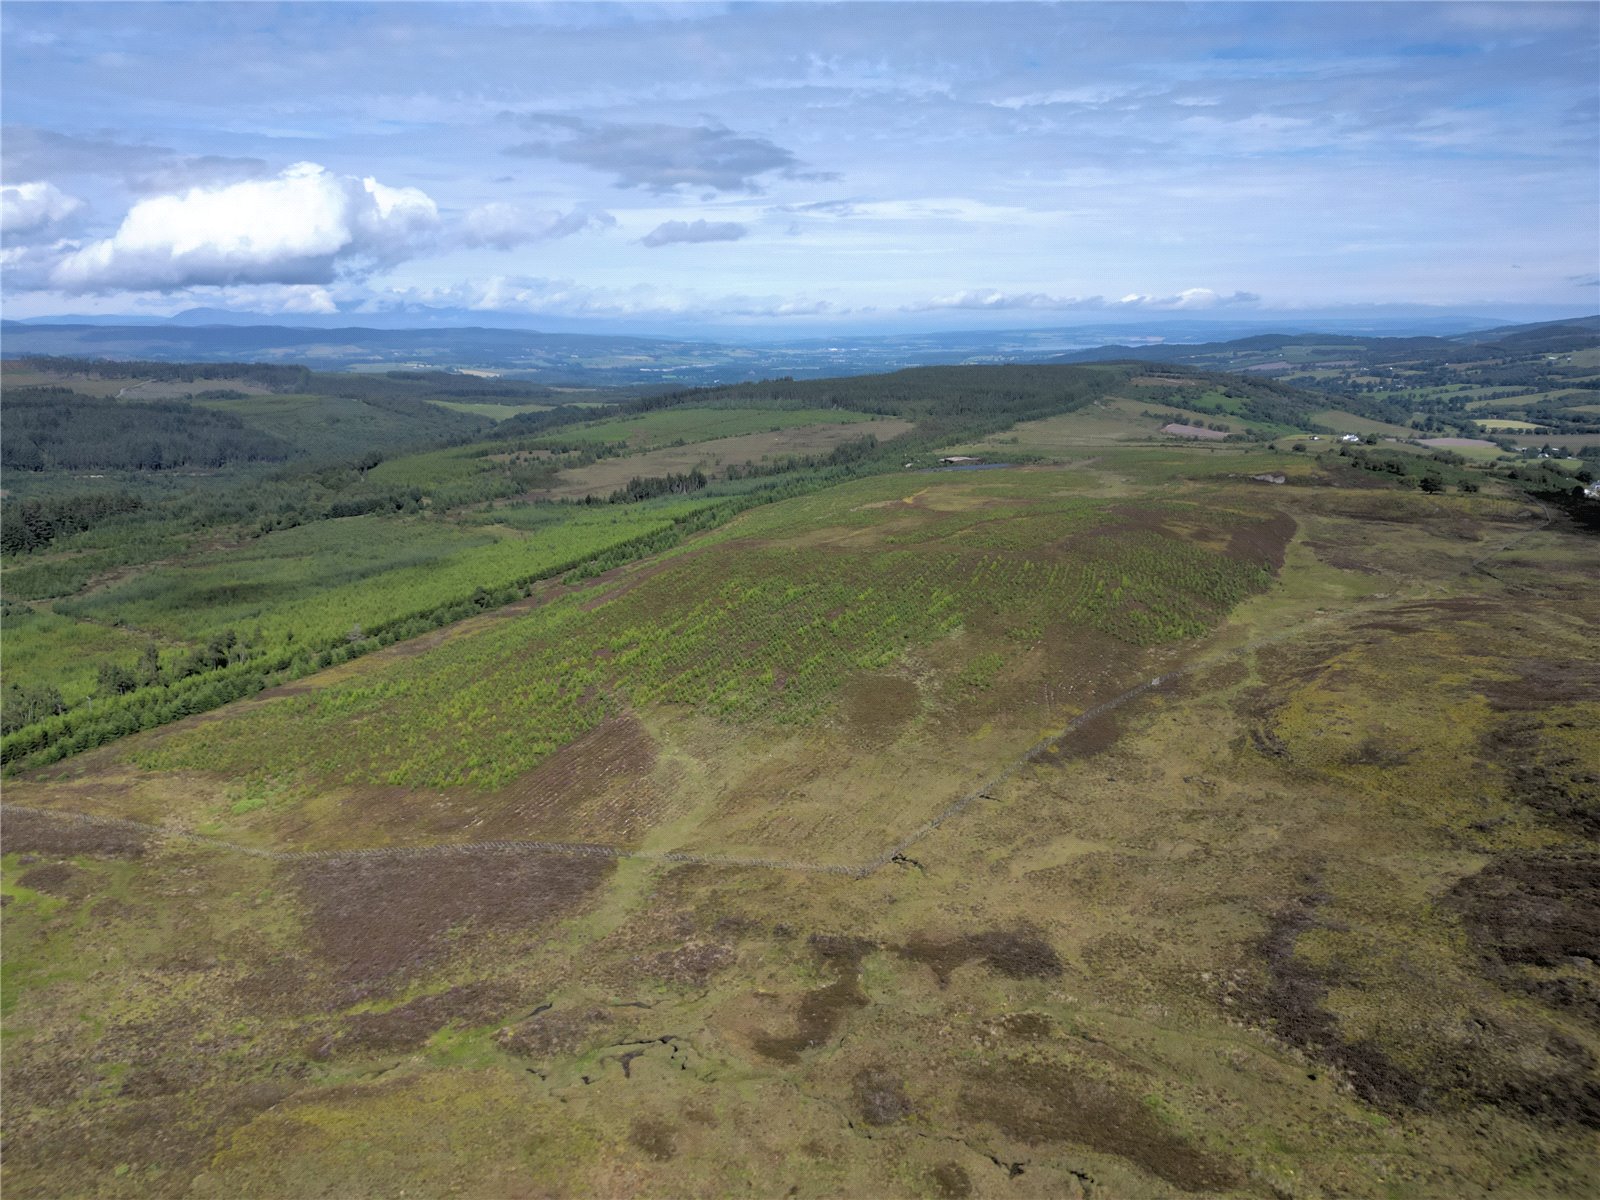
[2,1,1596,331]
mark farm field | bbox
[1307,407,1417,436]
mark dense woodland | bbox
[3,390,293,471]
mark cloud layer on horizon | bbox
[1,2,1594,326]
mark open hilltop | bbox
[3,356,1598,1198]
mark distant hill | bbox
[0,313,1563,385]
[1047,317,1600,369]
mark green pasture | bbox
[1308,409,1416,436]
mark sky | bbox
[1,1,1597,334]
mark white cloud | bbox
[1119,287,1261,310]
[373,275,844,322]
[641,219,748,247]
[912,287,1260,312]
[460,202,614,250]
[1,180,82,235]
[48,163,439,293]
[217,283,340,314]
[992,85,1136,110]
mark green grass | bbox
[1309,409,1416,437]
[1,603,164,710]
[54,508,693,649]
[424,400,552,421]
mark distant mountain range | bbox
[2,311,1594,388]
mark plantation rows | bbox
[1,500,723,768]
[134,494,1275,792]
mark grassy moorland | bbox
[3,360,1598,1199]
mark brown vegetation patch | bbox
[1224,511,1296,570]
[630,1117,678,1161]
[496,1005,613,1060]
[959,1059,1241,1192]
[1483,717,1600,837]
[996,1011,1055,1040]
[841,672,919,746]
[1252,884,1426,1109]
[1161,423,1228,440]
[930,1162,973,1197]
[291,852,612,1000]
[1482,659,1600,713]
[751,935,873,1064]
[475,712,660,840]
[17,860,83,895]
[310,981,522,1059]
[1305,539,1384,574]
[1449,850,1600,1033]
[0,807,147,858]
[1039,706,1125,759]
[853,1066,915,1125]
[897,928,1063,987]
[633,940,737,987]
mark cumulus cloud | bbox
[459,202,614,250]
[1,180,82,236]
[203,283,340,315]
[641,219,748,248]
[48,163,439,293]
[913,287,1260,312]
[506,115,815,193]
